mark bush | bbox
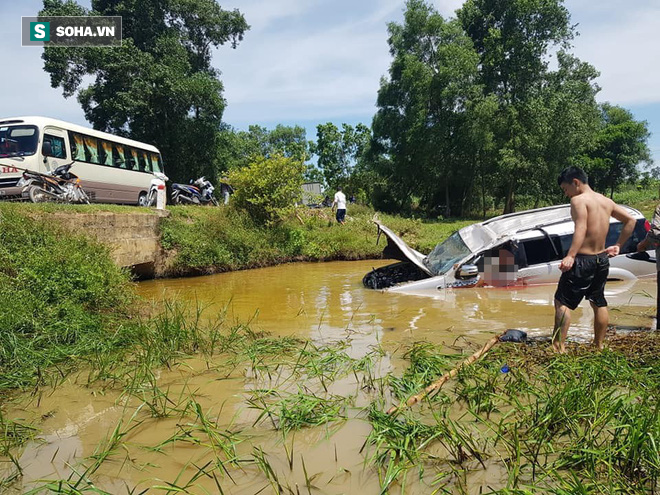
[0,206,135,390]
[228,154,306,223]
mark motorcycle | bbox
[170,176,219,206]
[18,163,90,204]
[144,172,169,207]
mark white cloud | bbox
[566,0,660,105]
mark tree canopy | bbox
[365,0,651,216]
[40,0,248,182]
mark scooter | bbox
[144,172,169,208]
[170,177,219,206]
[18,163,90,204]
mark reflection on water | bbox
[3,261,656,493]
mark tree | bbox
[583,104,652,197]
[457,0,578,213]
[39,0,248,182]
[311,122,370,191]
[368,0,482,214]
[216,124,311,175]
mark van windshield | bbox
[0,125,39,158]
[425,231,472,275]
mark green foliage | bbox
[217,124,311,174]
[311,122,371,191]
[582,103,653,197]
[39,0,249,182]
[364,0,646,217]
[228,154,306,223]
[0,205,135,390]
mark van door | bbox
[517,234,564,285]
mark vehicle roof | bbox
[459,204,644,252]
[0,116,160,154]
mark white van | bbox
[364,204,656,293]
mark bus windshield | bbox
[0,125,39,158]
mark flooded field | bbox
[2,260,657,494]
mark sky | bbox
[1,0,659,167]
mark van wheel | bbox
[138,192,148,207]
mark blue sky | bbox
[1,0,658,166]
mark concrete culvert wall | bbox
[50,210,169,278]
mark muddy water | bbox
[4,260,657,494]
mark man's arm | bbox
[607,204,636,257]
[560,199,587,272]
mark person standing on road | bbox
[553,166,636,353]
[332,187,347,225]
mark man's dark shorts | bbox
[336,208,346,223]
[555,252,609,310]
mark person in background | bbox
[553,166,635,353]
[332,186,347,225]
[219,178,234,205]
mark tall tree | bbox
[312,122,370,191]
[39,0,248,182]
[583,104,652,197]
[369,0,482,214]
[457,0,576,213]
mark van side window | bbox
[520,237,561,266]
[138,150,148,172]
[43,134,66,159]
[607,220,648,253]
[153,153,164,173]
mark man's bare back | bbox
[570,191,616,255]
[553,166,636,353]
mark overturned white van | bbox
[363,204,656,293]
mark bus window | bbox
[138,151,149,172]
[43,134,66,159]
[84,136,99,163]
[113,143,126,168]
[149,153,162,173]
[127,148,138,171]
[70,133,86,161]
[100,140,113,166]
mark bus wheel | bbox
[138,192,149,207]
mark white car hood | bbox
[374,220,433,276]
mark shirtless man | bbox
[553,166,636,352]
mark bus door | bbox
[41,127,69,173]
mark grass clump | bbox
[375,334,660,494]
[0,207,135,391]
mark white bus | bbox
[0,116,165,205]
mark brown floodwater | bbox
[3,260,656,494]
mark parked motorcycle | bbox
[170,177,219,206]
[144,172,169,208]
[18,163,91,204]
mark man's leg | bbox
[553,299,571,353]
[591,302,608,350]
